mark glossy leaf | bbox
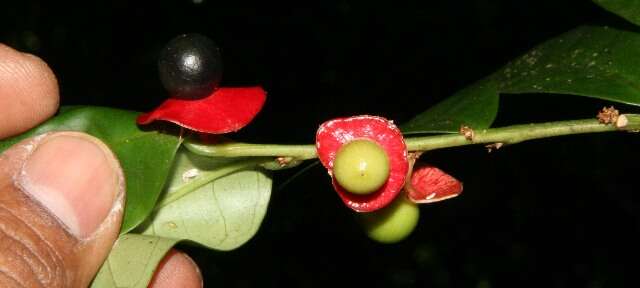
[0,106,182,233]
[593,0,640,26]
[401,79,499,134]
[91,234,180,288]
[137,148,272,251]
[495,26,640,103]
[402,26,640,133]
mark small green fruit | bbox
[333,139,390,195]
[358,196,420,244]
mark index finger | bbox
[0,44,59,139]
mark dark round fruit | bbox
[158,33,223,99]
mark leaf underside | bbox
[91,148,273,287]
[91,234,179,288]
[137,148,272,251]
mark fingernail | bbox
[19,132,123,238]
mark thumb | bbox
[0,131,125,287]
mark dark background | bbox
[2,1,639,287]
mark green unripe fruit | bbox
[358,196,420,244]
[332,139,390,195]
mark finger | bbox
[0,44,59,138]
[149,249,203,288]
[0,132,125,287]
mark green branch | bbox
[185,142,318,160]
[184,114,640,159]
[405,114,640,151]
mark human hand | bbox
[0,44,202,288]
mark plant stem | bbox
[406,114,640,151]
[184,114,640,159]
[185,142,318,159]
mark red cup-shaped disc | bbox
[137,86,266,134]
[316,115,408,212]
[406,164,463,204]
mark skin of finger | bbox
[0,44,59,138]
[148,249,203,288]
[0,134,124,288]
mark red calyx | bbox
[137,86,266,134]
[316,115,409,212]
[406,164,463,204]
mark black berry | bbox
[158,33,223,99]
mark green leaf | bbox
[402,26,640,133]
[91,234,180,288]
[401,79,499,134]
[495,26,640,104]
[593,0,640,26]
[137,148,272,251]
[0,106,182,233]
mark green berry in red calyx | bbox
[333,139,390,195]
[316,115,408,212]
[358,195,420,244]
[158,33,223,99]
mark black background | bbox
[2,1,639,287]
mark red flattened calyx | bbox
[406,164,463,204]
[137,86,266,134]
[316,115,409,212]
